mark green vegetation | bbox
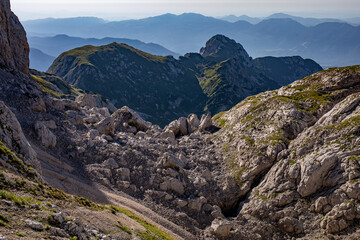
[288,159,297,165]
[0,213,9,223]
[32,75,64,98]
[32,73,83,99]
[199,61,227,97]
[115,221,132,235]
[109,205,176,240]
[242,136,255,146]
[136,230,160,240]
[0,141,36,179]
[15,232,25,237]
[0,190,33,206]
[74,195,103,210]
[257,193,269,201]
[267,132,287,146]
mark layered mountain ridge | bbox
[48,34,322,125]
[22,13,360,66]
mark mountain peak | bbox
[199,34,251,64]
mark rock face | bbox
[213,65,360,238]
[34,121,57,148]
[0,101,40,172]
[48,35,322,126]
[0,0,29,74]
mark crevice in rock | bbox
[222,166,273,218]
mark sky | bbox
[11,0,360,21]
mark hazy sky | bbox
[11,0,360,21]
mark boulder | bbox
[188,197,207,212]
[31,98,46,112]
[62,99,79,110]
[75,94,97,108]
[160,178,185,195]
[162,154,184,170]
[45,97,65,111]
[160,130,176,140]
[187,114,200,133]
[178,117,188,135]
[116,168,131,181]
[87,129,99,139]
[112,106,151,133]
[211,218,232,237]
[199,113,213,131]
[165,117,189,136]
[34,121,57,148]
[25,219,43,231]
[95,117,115,135]
[103,158,119,169]
[278,217,303,234]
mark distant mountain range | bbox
[22,13,360,67]
[47,35,322,125]
[28,34,179,71]
[29,48,55,72]
[219,13,360,26]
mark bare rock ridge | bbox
[0,0,29,74]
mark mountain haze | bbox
[28,34,178,71]
[23,13,360,67]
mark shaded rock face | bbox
[0,0,29,74]
[254,56,323,86]
[200,34,253,67]
[0,101,40,172]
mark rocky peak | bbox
[0,0,29,74]
[200,34,252,65]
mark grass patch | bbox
[242,136,255,146]
[0,141,36,179]
[0,213,9,223]
[0,190,33,206]
[15,232,25,237]
[109,205,176,240]
[74,196,102,210]
[115,221,132,235]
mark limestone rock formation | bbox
[0,0,29,74]
[0,101,40,172]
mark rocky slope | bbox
[1,1,360,240]
[212,65,360,239]
[48,34,322,126]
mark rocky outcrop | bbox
[0,101,40,172]
[34,121,57,148]
[0,0,29,74]
[112,106,151,133]
[213,65,360,238]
